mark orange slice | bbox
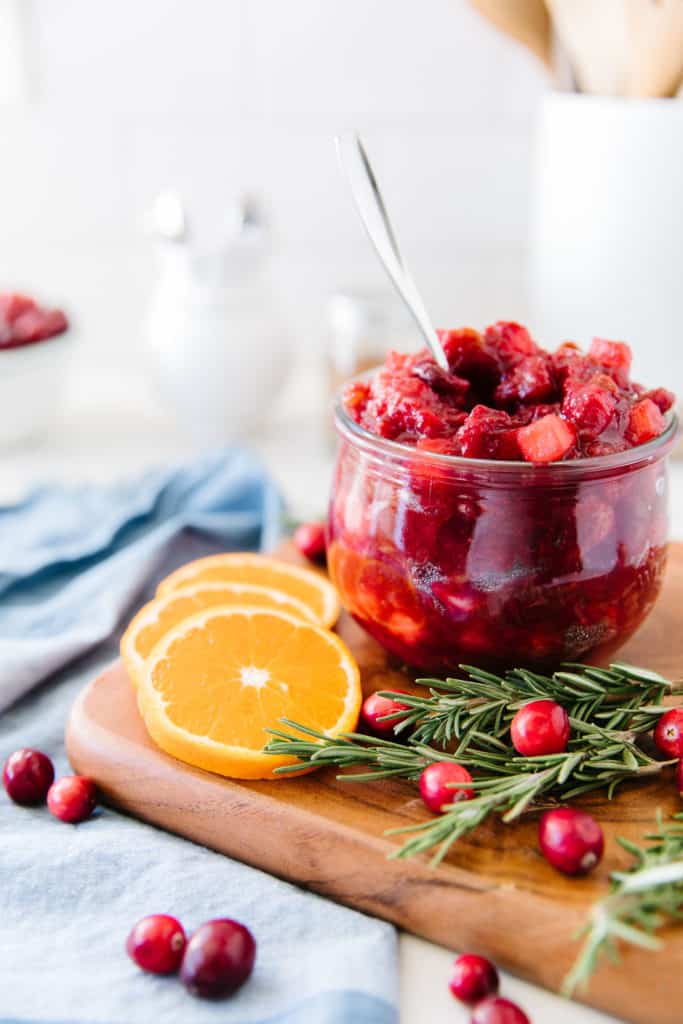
[137,605,361,779]
[121,582,317,689]
[156,553,340,628]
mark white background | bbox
[0,0,544,380]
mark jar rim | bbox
[334,372,679,478]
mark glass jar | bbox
[328,389,678,671]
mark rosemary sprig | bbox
[378,661,677,753]
[564,812,683,995]
[265,662,679,863]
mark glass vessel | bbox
[328,388,678,671]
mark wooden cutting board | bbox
[66,542,683,1024]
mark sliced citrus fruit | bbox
[137,605,361,779]
[121,582,317,689]
[156,553,340,628]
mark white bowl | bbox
[0,333,71,447]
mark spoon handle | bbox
[335,135,449,372]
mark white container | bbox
[531,94,683,392]
[144,241,289,449]
[0,334,71,447]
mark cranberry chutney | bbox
[328,322,678,671]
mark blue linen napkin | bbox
[0,451,398,1024]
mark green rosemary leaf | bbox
[609,662,669,685]
[565,812,683,995]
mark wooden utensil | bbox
[625,0,683,97]
[67,540,683,1024]
[545,0,630,94]
[467,0,553,68]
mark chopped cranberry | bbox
[126,914,186,974]
[458,406,519,460]
[584,437,629,457]
[470,996,531,1024]
[645,387,675,414]
[0,292,36,323]
[411,360,470,401]
[538,807,604,875]
[0,293,68,351]
[653,708,683,758]
[484,321,537,362]
[293,522,327,563]
[12,308,68,344]
[360,691,411,737]
[510,700,570,756]
[415,436,462,456]
[449,953,499,1004]
[562,383,616,439]
[180,918,256,998]
[47,775,97,823]
[589,337,632,375]
[419,762,473,813]
[517,414,576,463]
[552,341,584,383]
[495,355,555,406]
[439,327,500,386]
[626,398,665,445]
[2,748,54,805]
[343,380,371,422]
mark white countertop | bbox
[4,365,682,1024]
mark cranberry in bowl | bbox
[328,323,678,672]
[0,292,70,446]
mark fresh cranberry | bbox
[2,748,54,805]
[449,953,499,1004]
[471,996,530,1024]
[510,700,570,757]
[180,918,256,998]
[126,914,186,974]
[517,413,576,463]
[654,708,683,758]
[420,762,473,813]
[47,775,97,823]
[293,521,327,563]
[538,807,604,875]
[360,691,411,737]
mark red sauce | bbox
[343,322,674,463]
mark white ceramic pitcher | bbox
[144,197,289,447]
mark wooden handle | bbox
[625,0,683,98]
[467,0,553,68]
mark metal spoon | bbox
[335,134,449,372]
